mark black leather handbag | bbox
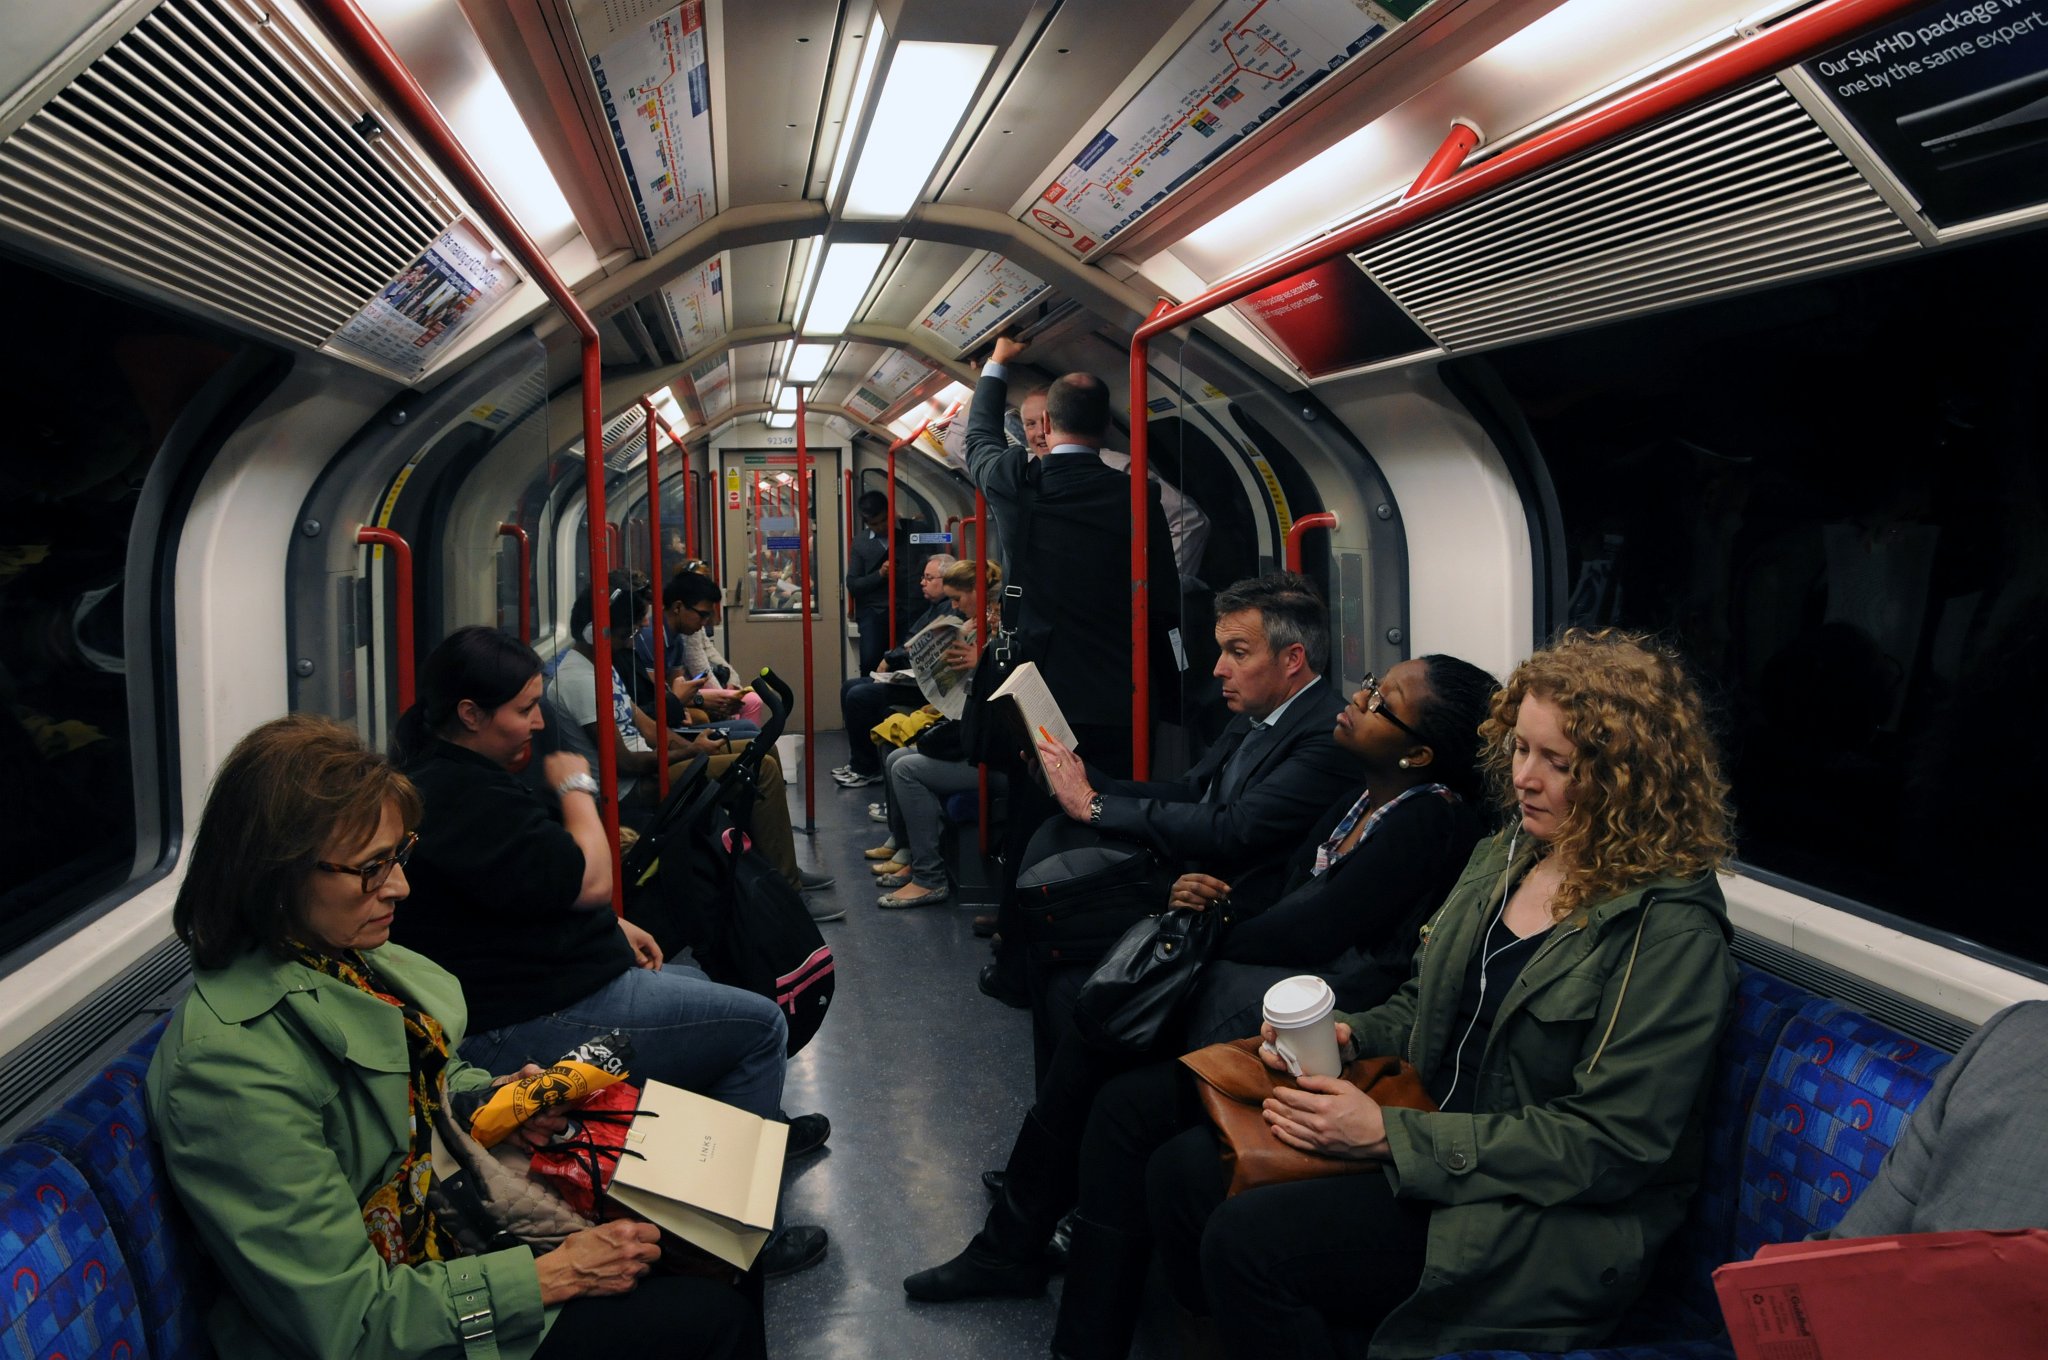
[1069,907,1221,1057]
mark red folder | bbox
[1713,1229,2048,1359]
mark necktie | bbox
[1209,720,1273,804]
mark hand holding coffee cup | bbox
[1258,1018,1355,1075]
[1260,975,1345,1079]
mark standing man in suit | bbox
[847,490,926,675]
[966,336,1180,777]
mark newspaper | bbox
[902,615,977,719]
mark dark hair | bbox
[391,625,541,765]
[570,581,650,641]
[175,714,422,970]
[1411,655,1500,804]
[857,490,888,518]
[1045,373,1111,440]
[665,570,721,610]
[1212,571,1330,675]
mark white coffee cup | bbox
[1262,975,1342,1079]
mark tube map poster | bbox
[659,255,726,359]
[582,0,716,253]
[919,254,1050,354]
[1029,0,1430,256]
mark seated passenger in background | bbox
[1821,999,2048,1238]
[550,583,829,902]
[1054,629,1739,1359]
[387,625,830,1277]
[904,655,1496,1306]
[147,714,759,1358]
[869,558,1008,909]
[833,552,958,790]
[640,571,770,730]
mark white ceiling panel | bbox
[727,239,797,328]
[716,0,839,208]
[812,339,887,407]
[937,0,1192,213]
[729,338,781,406]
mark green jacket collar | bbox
[191,945,466,1076]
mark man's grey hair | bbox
[924,553,958,574]
[1213,571,1329,675]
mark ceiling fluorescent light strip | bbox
[768,411,796,428]
[804,241,889,336]
[843,42,996,220]
[826,16,889,205]
[787,341,835,383]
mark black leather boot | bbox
[904,1111,1070,1302]
[1048,1213,1149,1360]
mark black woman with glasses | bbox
[147,713,761,1359]
[904,653,1498,1309]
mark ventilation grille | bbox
[600,406,650,471]
[0,934,190,1135]
[1732,930,1972,1054]
[1357,82,1920,353]
[0,0,457,351]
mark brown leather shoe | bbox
[972,914,996,938]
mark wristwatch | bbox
[1087,793,1104,826]
[555,772,600,800]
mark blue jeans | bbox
[458,962,787,1120]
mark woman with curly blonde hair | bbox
[1056,629,1740,1360]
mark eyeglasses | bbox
[315,830,418,895]
[1357,673,1430,747]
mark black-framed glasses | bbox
[1358,673,1430,747]
[315,830,418,894]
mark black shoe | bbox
[1045,1209,1073,1271]
[759,1224,828,1278]
[981,1169,1006,1196]
[978,962,1029,1010]
[786,1112,831,1159]
[903,1239,1046,1302]
[972,914,997,939]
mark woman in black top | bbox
[904,655,1496,1305]
[389,627,792,1115]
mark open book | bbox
[986,661,1078,767]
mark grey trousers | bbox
[882,746,1004,888]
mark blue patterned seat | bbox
[22,1016,216,1360]
[1735,1000,1951,1255]
[0,1141,151,1360]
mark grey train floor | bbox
[765,732,1180,1360]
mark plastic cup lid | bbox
[1262,974,1334,1027]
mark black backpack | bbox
[622,670,835,1055]
[1009,817,1172,967]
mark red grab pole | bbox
[886,436,899,648]
[497,523,531,645]
[795,390,816,831]
[311,0,627,912]
[1405,119,1482,200]
[357,526,415,713]
[1285,512,1339,573]
[642,399,670,797]
[1127,298,1174,780]
[1124,0,1925,781]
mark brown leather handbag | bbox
[1179,1037,1437,1196]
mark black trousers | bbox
[855,604,892,675]
[838,677,905,775]
[1072,1061,1430,1360]
[539,1274,759,1359]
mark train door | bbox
[714,447,843,731]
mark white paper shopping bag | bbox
[606,1080,788,1269]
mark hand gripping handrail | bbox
[496,524,530,645]
[1123,0,1925,779]
[357,527,415,712]
[311,0,628,911]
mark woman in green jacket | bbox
[1055,630,1738,1359]
[145,714,755,1360]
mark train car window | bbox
[0,258,236,955]
[1461,231,2048,965]
[744,468,818,614]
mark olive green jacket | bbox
[1341,831,1736,1358]
[145,943,557,1360]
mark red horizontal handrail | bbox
[1285,512,1338,573]
[1126,0,1925,779]
[497,523,531,644]
[311,0,626,912]
[357,527,415,713]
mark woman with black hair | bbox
[389,625,829,1276]
[905,655,1497,1306]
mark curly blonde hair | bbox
[1479,629,1734,920]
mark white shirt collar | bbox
[1250,673,1322,731]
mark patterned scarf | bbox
[1312,783,1460,878]
[292,945,465,1266]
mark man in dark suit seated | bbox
[1025,571,1357,1068]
